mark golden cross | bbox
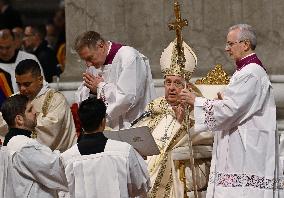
[168,0,188,56]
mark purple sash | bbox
[103,42,123,65]
[236,53,266,71]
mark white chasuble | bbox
[135,97,212,198]
[0,146,12,198]
[33,85,77,152]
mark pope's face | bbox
[225,29,247,61]
[164,75,185,107]
[78,44,107,69]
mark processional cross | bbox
[168,1,199,198]
[168,0,188,65]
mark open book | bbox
[104,126,160,156]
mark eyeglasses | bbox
[225,40,245,48]
[164,80,185,88]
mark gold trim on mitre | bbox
[160,39,197,82]
[195,64,230,85]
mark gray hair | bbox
[74,31,105,53]
[229,24,257,50]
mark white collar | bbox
[106,41,112,55]
[34,81,49,99]
[240,52,256,60]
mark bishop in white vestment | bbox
[181,24,279,198]
[134,39,213,198]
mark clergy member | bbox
[0,59,77,152]
[0,28,42,93]
[134,39,213,198]
[73,31,156,130]
[180,24,278,198]
[1,94,68,197]
[61,97,150,198]
[0,28,44,136]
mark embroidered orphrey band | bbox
[42,90,55,117]
[209,172,284,190]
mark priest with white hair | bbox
[180,24,279,198]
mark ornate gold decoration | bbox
[42,90,55,117]
[195,64,230,85]
[167,2,199,193]
[161,40,195,82]
[178,161,189,198]
[31,130,37,139]
[146,97,191,198]
[168,0,188,59]
[151,1,199,196]
[162,0,193,82]
[163,172,173,198]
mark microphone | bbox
[130,111,152,127]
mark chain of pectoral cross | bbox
[160,133,169,143]
[159,115,176,148]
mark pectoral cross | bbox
[160,133,170,143]
[168,0,188,58]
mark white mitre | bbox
[160,39,197,82]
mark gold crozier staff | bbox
[168,1,199,198]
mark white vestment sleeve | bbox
[74,82,90,104]
[0,112,8,137]
[98,55,147,121]
[127,147,151,197]
[9,140,68,191]
[194,73,270,132]
[0,147,11,197]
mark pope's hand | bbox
[179,88,196,106]
[83,73,104,93]
[173,104,185,124]
[216,92,224,100]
